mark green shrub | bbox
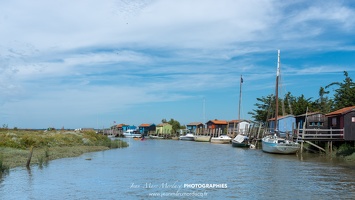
[336,143,355,157]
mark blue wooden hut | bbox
[268,114,295,137]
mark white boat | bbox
[261,50,300,154]
[149,135,164,139]
[262,134,300,154]
[194,135,211,142]
[123,129,141,138]
[231,75,251,148]
[232,134,250,148]
[210,135,231,144]
[179,133,195,141]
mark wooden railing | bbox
[297,128,344,141]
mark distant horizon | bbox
[1,1,355,129]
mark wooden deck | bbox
[296,128,344,142]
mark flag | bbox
[241,76,243,83]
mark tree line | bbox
[248,71,355,122]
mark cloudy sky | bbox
[1,0,355,129]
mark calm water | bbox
[1,138,355,199]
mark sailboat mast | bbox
[238,75,243,120]
[275,50,280,132]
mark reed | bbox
[37,155,45,168]
[0,154,9,174]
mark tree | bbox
[248,94,274,123]
[325,71,355,110]
[314,87,333,113]
[167,118,181,134]
[249,92,316,123]
[290,94,315,115]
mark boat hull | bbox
[262,136,300,154]
[149,135,164,139]
[179,137,195,141]
[210,136,231,144]
[232,140,250,148]
[210,139,231,144]
[179,133,195,141]
[194,135,211,142]
[123,133,142,138]
[232,135,250,148]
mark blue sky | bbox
[1,0,355,129]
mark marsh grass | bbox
[335,143,355,161]
[0,153,9,174]
[0,130,128,169]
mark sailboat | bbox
[232,75,251,148]
[261,50,300,154]
[194,98,211,142]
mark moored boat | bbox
[262,134,300,154]
[179,133,195,141]
[123,129,141,138]
[194,135,211,142]
[232,134,250,148]
[261,50,300,154]
[149,135,164,139]
[210,135,231,144]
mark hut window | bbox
[332,117,337,126]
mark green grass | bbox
[0,129,128,169]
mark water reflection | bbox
[1,139,355,199]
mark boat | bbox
[262,134,300,154]
[210,135,231,144]
[232,134,250,148]
[149,135,164,139]
[179,133,195,141]
[231,74,251,148]
[194,135,211,142]
[123,129,141,138]
[261,50,300,154]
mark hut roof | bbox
[325,106,355,117]
[187,122,203,126]
[207,120,228,125]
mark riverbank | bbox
[0,129,128,170]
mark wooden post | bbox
[26,146,34,169]
[296,122,304,154]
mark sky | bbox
[1,0,355,129]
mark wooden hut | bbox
[296,112,328,130]
[138,123,156,136]
[186,122,204,134]
[227,120,250,136]
[325,106,355,141]
[206,119,228,135]
[156,123,172,135]
[268,114,295,137]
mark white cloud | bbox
[1,0,355,128]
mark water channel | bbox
[1,138,355,199]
